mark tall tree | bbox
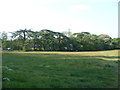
[112,38,120,49]
[98,34,113,50]
[11,29,32,51]
[40,29,55,50]
[2,29,117,51]
[55,32,69,50]
[1,31,8,50]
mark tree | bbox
[27,31,41,50]
[2,29,117,51]
[1,32,8,50]
[54,32,69,50]
[72,32,96,51]
[39,29,56,50]
[97,34,113,50]
[11,29,32,51]
[112,38,120,49]
[1,31,8,42]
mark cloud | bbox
[69,5,91,11]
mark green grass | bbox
[2,50,119,88]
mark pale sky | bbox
[0,0,119,38]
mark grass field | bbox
[2,50,119,88]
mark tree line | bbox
[0,29,120,51]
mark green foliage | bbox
[112,38,120,49]
[1,30,120,51]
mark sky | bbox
[0,0,119,38]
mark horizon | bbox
[0,0,119,38]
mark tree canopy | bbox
[0,29,120,51]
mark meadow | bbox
[2,50,119,88]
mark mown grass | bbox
[2,50,119,88]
